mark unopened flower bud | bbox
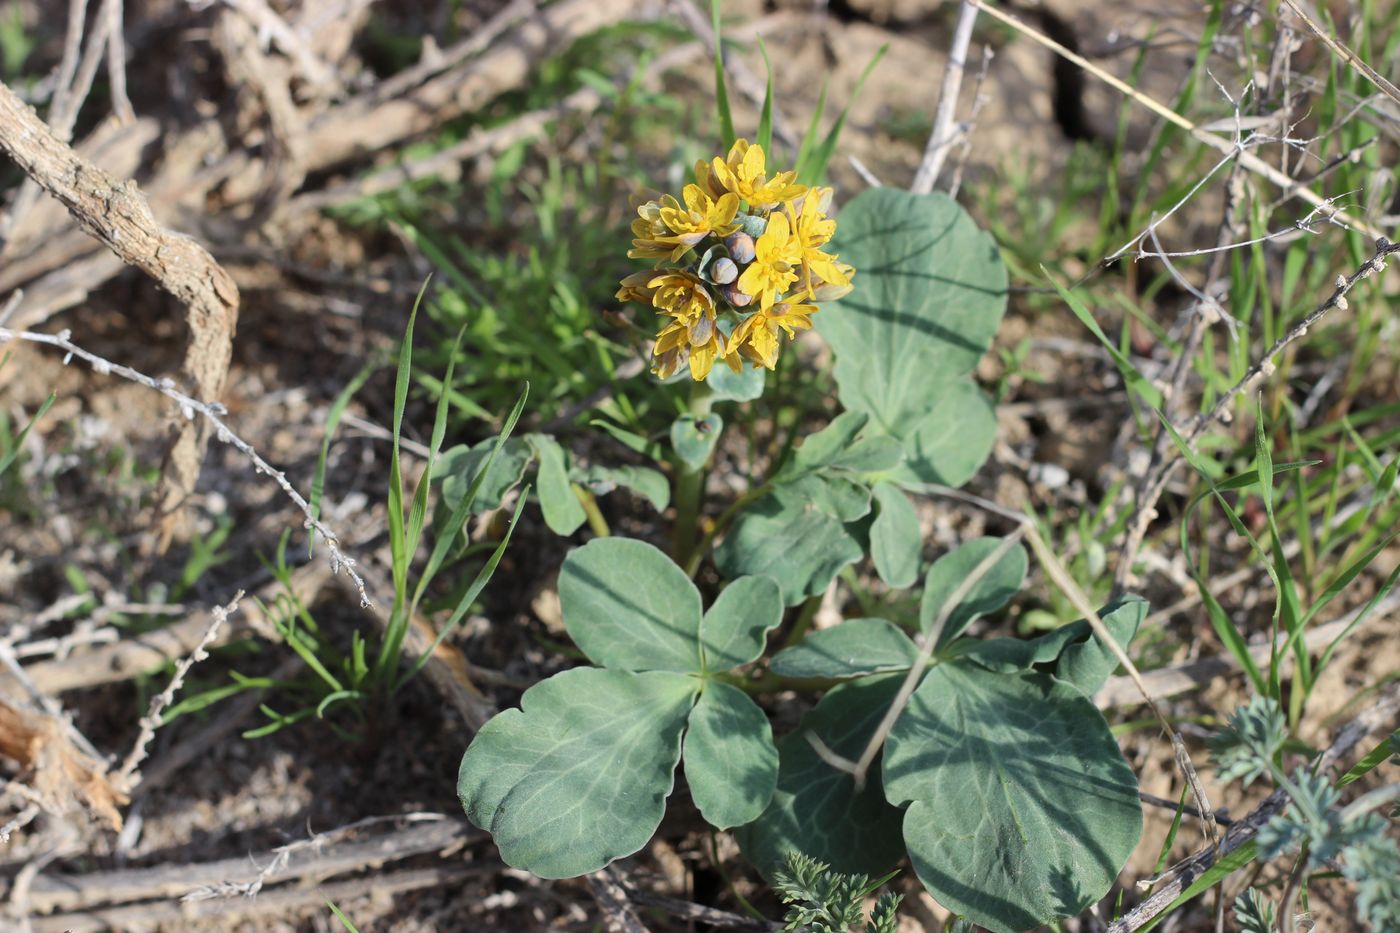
[721,282,752,307]
[724,231,756,265]
[710,257,738,284]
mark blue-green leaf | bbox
[458,668,697,878]
[884,664,1141,931]
[870,483,920,588]
[682,681,778,829]
[771,618,917,679]
[922,537,1027,647]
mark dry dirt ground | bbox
[1,0,1397,930]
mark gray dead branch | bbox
[7,815,482,915]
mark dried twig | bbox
[910,0,978,194]
[0,79,239,542]
[111,593,243,793]
[966,0,1385,239]
[0,328,372,607]
[1108,684,1400,932]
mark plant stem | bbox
[573,484,611,537]
[673,380,715,565]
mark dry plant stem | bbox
[101,0,133,123]
[220,0,338,91]
[0,327,372,607]
[838,528,1027,789]
[1281,0,1400,105]
[29,866,484,933]
[1112,162,1247,592]
[965,0,1385,240]
[181,812,456,901]
[1114,236,1400,591]
[585,867,652,933]
[112,593,243,793]
[10,817,482,916]
[1108,684,1400,932]
[910,0,977,194]
[0,79,239,538]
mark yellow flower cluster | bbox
[617,140,854,381]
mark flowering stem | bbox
[673,380,715,565]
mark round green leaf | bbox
[883,664,1142,932]
[736,674,907,877]
[922,536,1027,648]
[671,413,722,471]
[458,668,698,878]
[819,188,1007,425]
[700,575,783,672]
[714,488,863,606]
[560,538,703,672]
[817,188,1007,487]
[707,362,765,401]
[870,483,920,588]
[682,681,778,829]
[891,381,997,486]
[771,618,918,679]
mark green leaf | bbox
[699,575,784,672]
[785,411,870,477]
[435,438,532,514]
[707,360,765,401]
[883,664,1142,931]
[829,435,905,475]
[817,189,1007,487]
[952,596,1147,697]
[671,412,722,471]
[714,487,864,605]
[1049,596,1146,696]
[559,538,703,672]
[576,464,670,512]
[921,537,1027,647]
[683,681,778,829]
[889,381,999,487]
[737,675,907,876]
[870,483,920,588]
[710,0,735,148]
[1049,273,1163,409]
[771,618,917,678]
[785,473,872,522]
[755,38,774,155]
[458,668,697,878]
[529,434,586,536]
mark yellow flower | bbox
[737,211,803,310]
[652,314,739,381]
[727,302,817,370]
[648,271,715,323]
[658,185,741,250]
[616,271,656,304]
[710,139,806,209]
[810,262,855,301]
[787,187,850,298]
[628,197,675,262]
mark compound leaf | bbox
[817,188,1007,487]
[458,668,697,878]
